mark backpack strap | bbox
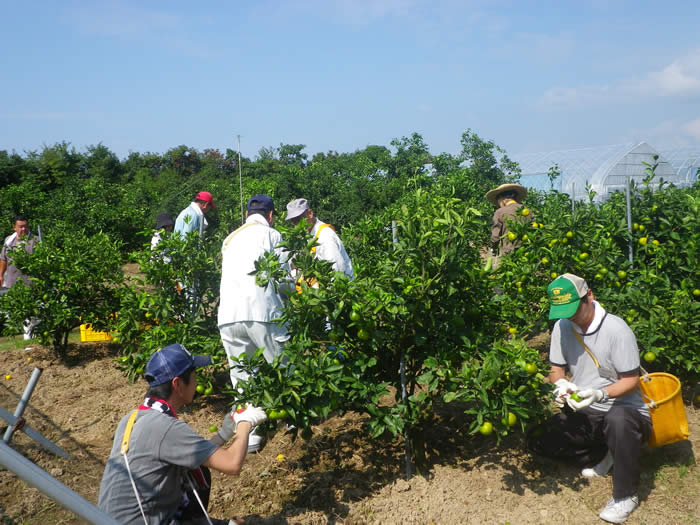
[570,328,618,381]
[120,410,149,524]
[222,221,263,248]
[310,223,335,255]
[296,224,336,292]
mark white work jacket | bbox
[218,214,290,325]
[312,220,354,279]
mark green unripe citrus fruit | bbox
[501,412,517,427]
[267,408,289,420]
[479,422,493,435]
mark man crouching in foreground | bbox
[530,274,651,524]
[98,344,267,524]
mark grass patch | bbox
[0,327,82,352]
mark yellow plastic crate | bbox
[80,324,113,342]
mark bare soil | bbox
[0,343,698,524]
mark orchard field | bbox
[0,342,698,524]
[0,131,698,522]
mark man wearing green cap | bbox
[529,273,651,524]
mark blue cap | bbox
[144,344,211,386]
[247,194,275,213]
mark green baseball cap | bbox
[547,273,589,320]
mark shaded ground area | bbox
[0,343,697,524]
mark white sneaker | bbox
[599,495,639,523]
[247,427,265,454]
[582,450,614,478]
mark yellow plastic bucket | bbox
[640,372,689,448]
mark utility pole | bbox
[237,135,244,224]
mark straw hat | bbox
[485,183,527,206]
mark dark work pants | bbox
[165,467,236,525]
[529,405,652,499]
[178,466,229,525]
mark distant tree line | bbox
[0,130,520,252]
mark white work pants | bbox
[218,321,289,390]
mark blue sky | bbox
[2,1,699,160]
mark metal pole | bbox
[0,442,120,525]
[392,220,412,479]
[625,176,633,264]
[571,183,575,212]
[4,367,43,444]
[0,406,68,458]
[238,135,244,224]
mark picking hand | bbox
[233,405,267,430]
[566,389,607,411]
[553,378,578,408]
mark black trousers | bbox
[529,405,652,499]
[177,467,230,525]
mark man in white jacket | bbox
[285,198,354,279]
[217,195,290,453]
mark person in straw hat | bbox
[485,183,529,256]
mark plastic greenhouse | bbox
[513,142,700,202]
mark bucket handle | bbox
[640,370,681,408]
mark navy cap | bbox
[247,194,275,213]
[144,344,211,387]
[155,212,174,230]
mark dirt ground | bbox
[0,342,698,525]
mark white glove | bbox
[553,378,578,408]
[566,389,608,411]
[233,405,267,431]
[216,411,236,442]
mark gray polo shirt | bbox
[98,409,218,524]
[549,302,649,418]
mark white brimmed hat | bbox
[286,198,310,221]
[485,183,527,206]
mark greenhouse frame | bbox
[513,142,700,202]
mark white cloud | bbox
[539,48,700,107]
[63,5,215,58]
[647,49,700,96]
[682,118,700,140]
[539,85,611,106]
[622,117,700,149]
